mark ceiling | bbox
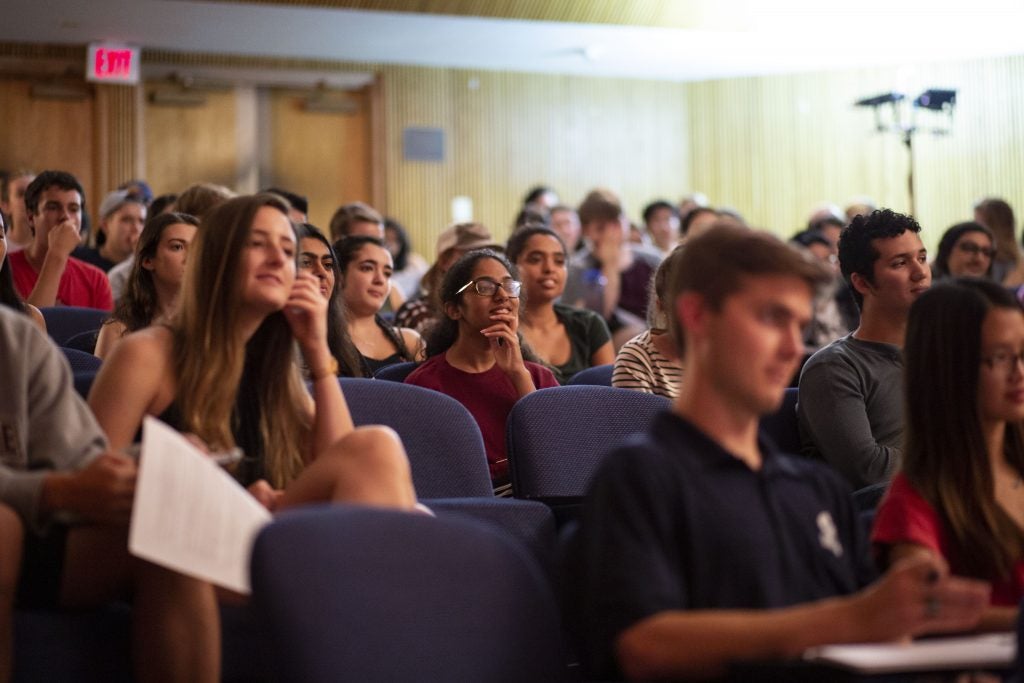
[3,0,1024,82]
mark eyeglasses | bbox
[956,242,996,258]
[981,350,1024,373]
[456,277,521,298]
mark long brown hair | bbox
[111,212,199,332]
[173,193,310,488]
[903,278,1024,579]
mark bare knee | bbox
[325,426,417,507]
[334,426,410,475]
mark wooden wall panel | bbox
[143,85,240,197]
[687,54,1024,250]
[380,65,690,255]
[93,84,143,199]
[0,78,96,214]
[267,87,372,230]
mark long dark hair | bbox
[383,218,410,272]
[109,212,199,332]
[0,252,27,315]
[903,277,1024,580]
[333,235,415,371]
[295,224,364,378]
[423,248,540,362]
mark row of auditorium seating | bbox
[32,307,812,680]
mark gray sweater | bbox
[797,334,902,489]
[0,306,106,532]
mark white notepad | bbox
[128,417,273,594]
[804,633,1016,674]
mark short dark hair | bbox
[505,226,566,264]
[680,206,718,235]
[263,187,308,215]
[791,229,831,250]
[668,226,831,354]
[932,222,994,279]
[838,208,922,310]
[642,200,678,225]
[523,185,554,206]
[577,189,622,227]
[24,170,84,215]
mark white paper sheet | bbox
[804,633,1015,673]
[128,417,273,594]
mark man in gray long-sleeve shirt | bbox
[798,209,931,489]
[0,305,218,681]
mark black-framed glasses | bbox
[456,277,521,298]
[956,242,996,258]
[981,350,1024,373]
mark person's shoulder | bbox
[6,248,29,273]
[590,415,684,484]
[630,245,663,267]
[525,360,560,388]
[404,353,443,384]
[0,303,37,336]
[617,330,652,355]
[114,325,173,359]
[66,255,109,280]
[800,334,861,375]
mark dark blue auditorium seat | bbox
[373,360,419,382]
[40,306,108,347]
[507,385,670,523]
[251,505,567,683]
[60,346,102,374]
[339,378,492,498]
[566,363,613,386]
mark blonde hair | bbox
[173,193,310,487]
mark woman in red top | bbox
[405,249,558,495]
[873,278,1024,629]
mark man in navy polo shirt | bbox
[567,226,988,682]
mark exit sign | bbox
[86,43,140,84]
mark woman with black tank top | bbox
[87,193,421,512]
[332,236,424,376]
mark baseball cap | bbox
[98,189,146,221]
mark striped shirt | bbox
[612,329,684,399]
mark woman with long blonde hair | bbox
[88,193,418,510]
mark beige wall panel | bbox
[143,85,239,197]
[381,65,689,255]
[0,78,96,211]
[688,54,1024,251]
[267,88,371,231]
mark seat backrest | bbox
[425,497,557,578]
[62,329,100,354]
[508,385,670,501]
[565,363,613,386]
[373,361,419,382]
[251,506,567,683]
[60,347,102,374]
[339,378,493,497]
[759,386,800,455]
[39,306,108,346]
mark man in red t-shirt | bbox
[7,171,112,311]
